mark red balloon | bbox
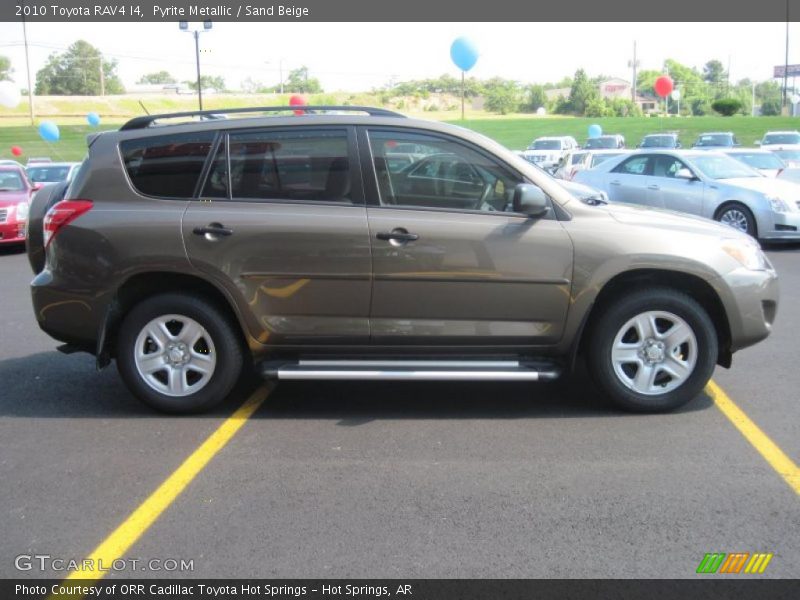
[654,75,674,98]
[11,146,22,156]
[289,94,307,115]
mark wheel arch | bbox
[575,269,732,369]
[97,271,252,368]
[713,200,759,238]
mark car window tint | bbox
[201,139,228,198]
[228,129,351,203]
[368,130,525,212]
[0,171,25,191]
[612,155,651,176]
[571,152,587,165]
[121,131,216,198]
[653,155,688,178]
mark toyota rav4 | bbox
[29,106,779,413]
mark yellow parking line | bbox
[54,384,271,593]
[707,380,800,496]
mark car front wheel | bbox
[587,288,718,412]
[717,203,756,238]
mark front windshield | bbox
[27,166,70,182]
[530,140,561,150]
[692,154,761,179]
[641,136,674,148]
[585,137,616,149]
[591,153,622,167]
[0,171,25,191]
[728,153,785,170]
[694,134,733,147]
[763,133,800,145]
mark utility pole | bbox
[180,20,212,111]
[628,41,639,104]
[21,11,34,125]
[784,0,790,110]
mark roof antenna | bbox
[138,100,150,115]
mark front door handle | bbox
[376,229,419,243]
[610,180,622,186]
[193,223,233,238]
[647,185,660,190]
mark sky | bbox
[1,21,799,92]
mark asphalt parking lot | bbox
[1,243,798,580]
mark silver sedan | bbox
[574,149,800,241]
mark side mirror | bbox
[31,183,43,191]
[676,142,682,148]
[675,168,696,181]
[513,184,549,217]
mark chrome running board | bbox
[260,359,561,382]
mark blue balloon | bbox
[588,124,603,139]
[38,121,60,143]
[450,37,479,72]
[86,112,101,127]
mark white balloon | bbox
[0,81,21,108]
[536,106,546,116]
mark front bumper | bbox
[717,266,779,353]
[760,211,800,240]
[0,219,26,244]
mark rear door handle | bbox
[647,185,660,190]
[376,229,419,243]
[193,223,233,237]
[610,180,622,186]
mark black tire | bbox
[716,203,757,238]
[586,288,717,413]
[116,293,244,414]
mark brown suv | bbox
[28,106,779,413]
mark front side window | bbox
[223,129,352,203]
[653,155,690,178]
[368,130,527,212]
[612,155,652,176]
[121,131,216,198]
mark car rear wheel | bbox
[117,293,243,413]
[717,203,756,238]
[587,288,717,412]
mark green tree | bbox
[0,55,12,81]
[525,84,547,112]
[484,80,520,115]
[35,40,124,95]
[183,75,226,92]
[711,98,743,116]
[703,60,726,84]
[584,96,612,117]
[567,68,597,115]
[282,66,322,93]
[137,71,176,84]
[761,98,782,116]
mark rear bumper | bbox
[0,219,26,244]
[31,268,105,350]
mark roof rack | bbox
[120,105,406,130]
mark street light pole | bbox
[180,20,212,111]
[194,30,202,110]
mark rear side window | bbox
[120,131,215,198]
[224,129,352,202]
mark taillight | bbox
[43,200,93,248]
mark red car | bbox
[0,165,39,246]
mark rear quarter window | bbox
[120,131,216,198]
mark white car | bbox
[757,130,800,150]
[724,149,787,178]
[770,145,800,168]
[554,149,627,180]
[521,136,578,170]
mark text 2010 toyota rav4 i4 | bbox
[28,107,779,414]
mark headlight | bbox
[765,195,789,213]
[15,202,29,221]
[721,237,768,270]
